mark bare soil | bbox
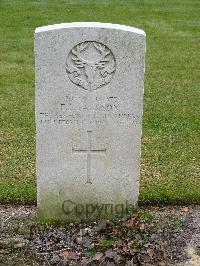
[0,205,199,265]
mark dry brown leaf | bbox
[68,252,79,260]
[122,245,129,252]
[138,253,152,263]
[59,250,79,261]
[106,220,112,225]
[131,254,138,265]
[180,207,189,212]
[59,250,69,260]
[114,228,120,236]
[161,241,168,256]
[139,222,145,231]
[93,252,105,261]
[124,218,134,228]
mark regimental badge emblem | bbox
[66,41,116,91]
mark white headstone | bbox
[35,22,146,222]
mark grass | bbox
[138,211,154,223]
[0,0,199,204]
[99,238,116,249]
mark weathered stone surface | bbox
[35,22,146,221]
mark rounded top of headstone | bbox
[35,22,146,36]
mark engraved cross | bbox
[72,131,106,184]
